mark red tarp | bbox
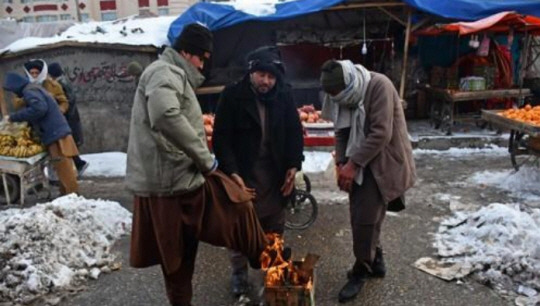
[416,11,540,36]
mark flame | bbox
[260,233,312,289]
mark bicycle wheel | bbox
[285,190,318,230]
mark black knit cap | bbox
[172,23,213,57]
[48,62,63,78]
[320,60,346,93]
[24,59,44,72]
[246,46,285,78]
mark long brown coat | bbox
[344,72,416,203]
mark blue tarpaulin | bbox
[167,0,344,43]
[404,0,540,21]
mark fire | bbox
[260,233,312,288]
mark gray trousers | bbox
[350,167,387,274]
[230,211,285,275]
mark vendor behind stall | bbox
[2,71,79,195]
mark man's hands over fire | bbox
[337,160,359,193]
[280,168,297,196]
[231,173,256,200]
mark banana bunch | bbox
[0,125,45,158]
[0,135,16,147]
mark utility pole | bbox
[74,0,82,22]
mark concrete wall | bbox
[0,44,157,153]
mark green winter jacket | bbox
[126,47,215,196]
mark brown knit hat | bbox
[320,60,345,93]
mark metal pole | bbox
[399,7,412,100]
[74,0,82,22]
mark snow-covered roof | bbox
[0,16,176,55]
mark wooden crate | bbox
[264,263,315,306]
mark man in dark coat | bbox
[320,60,416,303]
[3,72,79,195]
[213,46,304,296]
[48,62,89,176]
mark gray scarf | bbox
[321,60,371,185]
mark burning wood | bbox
[261,233,319,306]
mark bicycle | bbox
[284,173,318,230]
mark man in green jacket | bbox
[126,24,267,305]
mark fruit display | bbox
[297,104,331,124]
[0,123,45,158]
[202,113,215,140]
[500,104,540,126]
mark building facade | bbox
[1,0,198,22]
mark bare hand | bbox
[338,161,358,193]
[231,173,256,200]
[280,168,297,196]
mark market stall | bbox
[482,106,540,171]
[202,104,335,150]
[0,90,50,205]
[416,12,540,135]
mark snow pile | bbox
[81,152,126,178]
[219,0,293,16]
[1,15,176,54]
[0,194,132,304]
[469,166,540,202]
[435,203,540,302]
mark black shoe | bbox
[76,161,89,177]
[347,248,386,279]
[231,271,248,297]
[338,267,368,303]
[371,247,386,277]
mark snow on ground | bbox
[468,166,540,202]
[1,15,176,54]
[413,144,508,156]
[77,146,510,178]
[433,203,540,304]
[81,152,126,178]
[0,194,131,304]
[79,151,334,177]
[302,151,332,173]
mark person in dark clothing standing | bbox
[213,46,304,296]
[48,62,89,176]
